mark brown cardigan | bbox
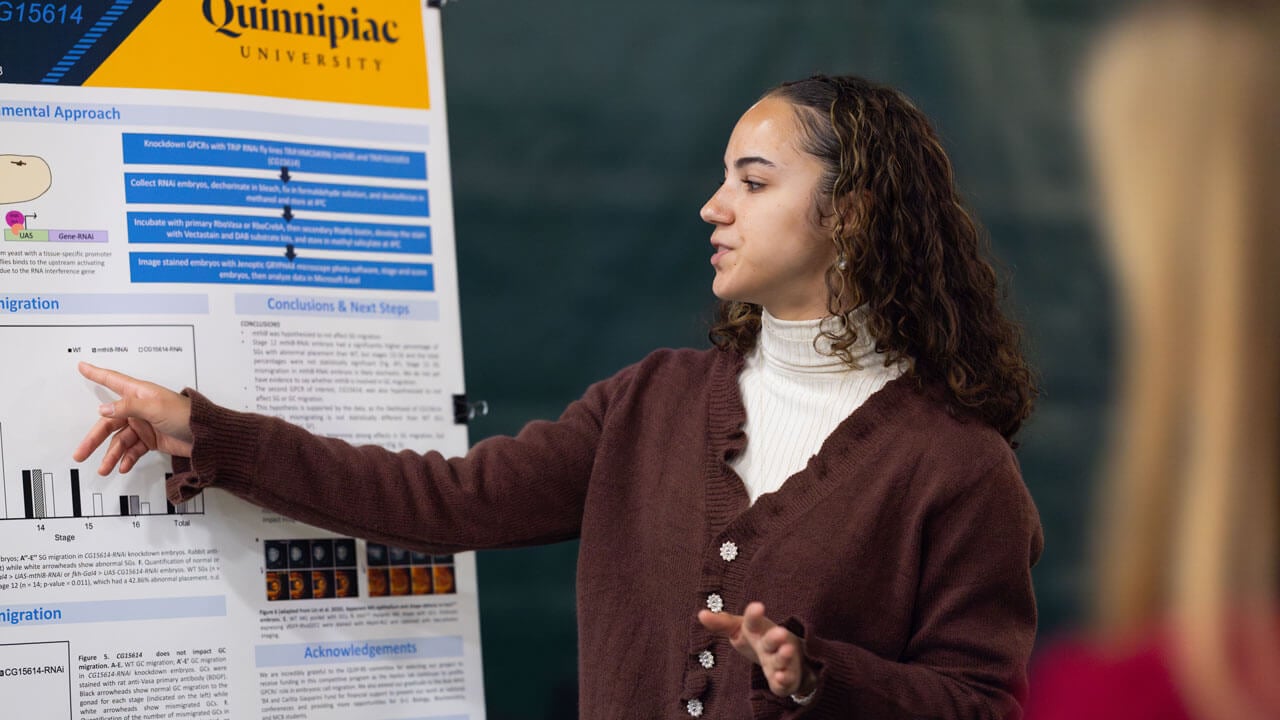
[171,347,1043,719]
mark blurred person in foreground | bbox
[1026,2,1280,719]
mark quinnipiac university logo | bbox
[201,0,402,50]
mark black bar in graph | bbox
[22,470,34,519]
[167,501,176,515]
[71,469,82,518]
[119,495,130,516]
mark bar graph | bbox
[0,325,201,523]
[21,467,60,519]
[1,429,205,521]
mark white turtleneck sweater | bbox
[731,310,907,503]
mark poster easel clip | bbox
[453,395,490,424]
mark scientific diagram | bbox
[2,154,107,244]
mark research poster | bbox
[0,2,484,718]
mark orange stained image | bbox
[311,570,332,599]
[334,569,357,598]
[411,566,433,594]
[265,572,284,601]
[389,567,411,596]
[432,565,454,594]
[288,571,311,600]
[367,568,389,597]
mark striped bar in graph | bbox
[31,468,45,518]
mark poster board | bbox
[0,2,485,718]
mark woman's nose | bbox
[700,188,731,225]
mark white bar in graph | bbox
[42,472,55,518]
[140,502,151,515]
[92,493,103,516]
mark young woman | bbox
[1027,3,1280,719]
[77,75,1042,719]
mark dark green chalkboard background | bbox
[439,2,1119,717]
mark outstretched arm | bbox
[75,361,619,555]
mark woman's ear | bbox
[830,190,871,232]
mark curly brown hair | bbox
[709,75,1036,441]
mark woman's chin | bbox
[710,277,745,303]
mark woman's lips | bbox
[711,244,731,266]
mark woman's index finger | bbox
[78,362,139,395]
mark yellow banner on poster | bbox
[86,0,430,109]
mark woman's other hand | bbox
[698,601,817,699]
[73,362,194,474]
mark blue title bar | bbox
[131,253,434,292]
[122,134,427,180]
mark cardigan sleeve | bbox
[166,367,630,554]
[750,450,1043,719]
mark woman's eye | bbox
[744,179,764,192]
